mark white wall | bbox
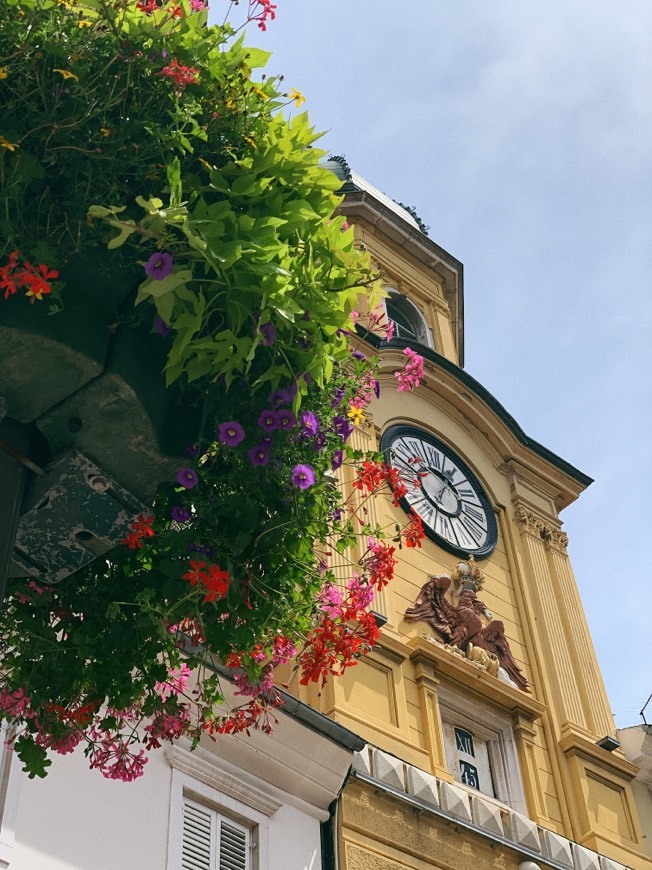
[2,734,335,870]
[8,747,171,870]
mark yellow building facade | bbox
[294,161,651,870]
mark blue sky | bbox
[214,1,652,728]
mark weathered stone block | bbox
[439,780,472,822]
[471,794,504,837]
[541,829,573,867]
[405,765,439,807]
[371,748,405,791]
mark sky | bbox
[214,0,652,728]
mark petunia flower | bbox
[258,409,279,432]
[145,251,174,281]
[333,416,354,441]
[177,467,198,489]
[331,450,344,471]
[299,411,319,437]
[171,505,191,523]
[218,421,245,446]
[259,322,276,346]
[268,382,297,406]
[276,409,297,430]
[154,315,171,337]
[248,445,270,466]
[291,464,316,490]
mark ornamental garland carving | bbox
[514,506,568,553]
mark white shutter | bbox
[181,798,250,870]
[218,818,249,870]
[182,799,215,870]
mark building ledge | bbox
[408,634,546,720]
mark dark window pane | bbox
[459,761,480,790]
[455,727,474,756]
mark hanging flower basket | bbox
[0,0,427,782]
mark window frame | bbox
[437,685,527,815]
[181,795,252,870]
[384,289,434,349]
[166,751,270,870]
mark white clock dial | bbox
[380,426,497,559]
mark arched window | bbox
[385,291,434,349]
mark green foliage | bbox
[0,0,396,781]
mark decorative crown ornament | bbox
[452,555,485,594]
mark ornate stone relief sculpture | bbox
[404,557,529,692]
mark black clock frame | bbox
[380,425,498,559]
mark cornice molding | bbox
[165,744,283,817]
[363,332,592,507]
[407,635,546,720]
[558,724,639,781]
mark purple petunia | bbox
[352,350,365,361]
[145,251,174,281]
[331,449,344,471]
[314,433,326,450]
[218,421,245,446]
[185,442,200,458]
[276,409,297,430]
[258,409,279,432]
[299,411,319,437]
[154,315,171,338]
[187,543,215,558]
[268,382,297,407]
[248,445,270,466]
[333,416,354,441]
[259,322,277,346]
[171,505,191,523]
[331,387,345,408]
[291,463,316,490]
[177,467,198,489]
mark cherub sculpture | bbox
[405,559,529,692]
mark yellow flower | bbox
[0,135,18,152]
[0,68,7,80]
[347,405,365,427]
[78,19,93,27]
[243,136,257,150]
[288,88,306,108]
[100,127,111,137]
[53,69,78,82]
[253,86,269,101]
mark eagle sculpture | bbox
[405,573,529,692]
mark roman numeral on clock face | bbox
[381,426,497,558]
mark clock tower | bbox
[293,158,652,870]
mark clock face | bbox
[380,425,497,559]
